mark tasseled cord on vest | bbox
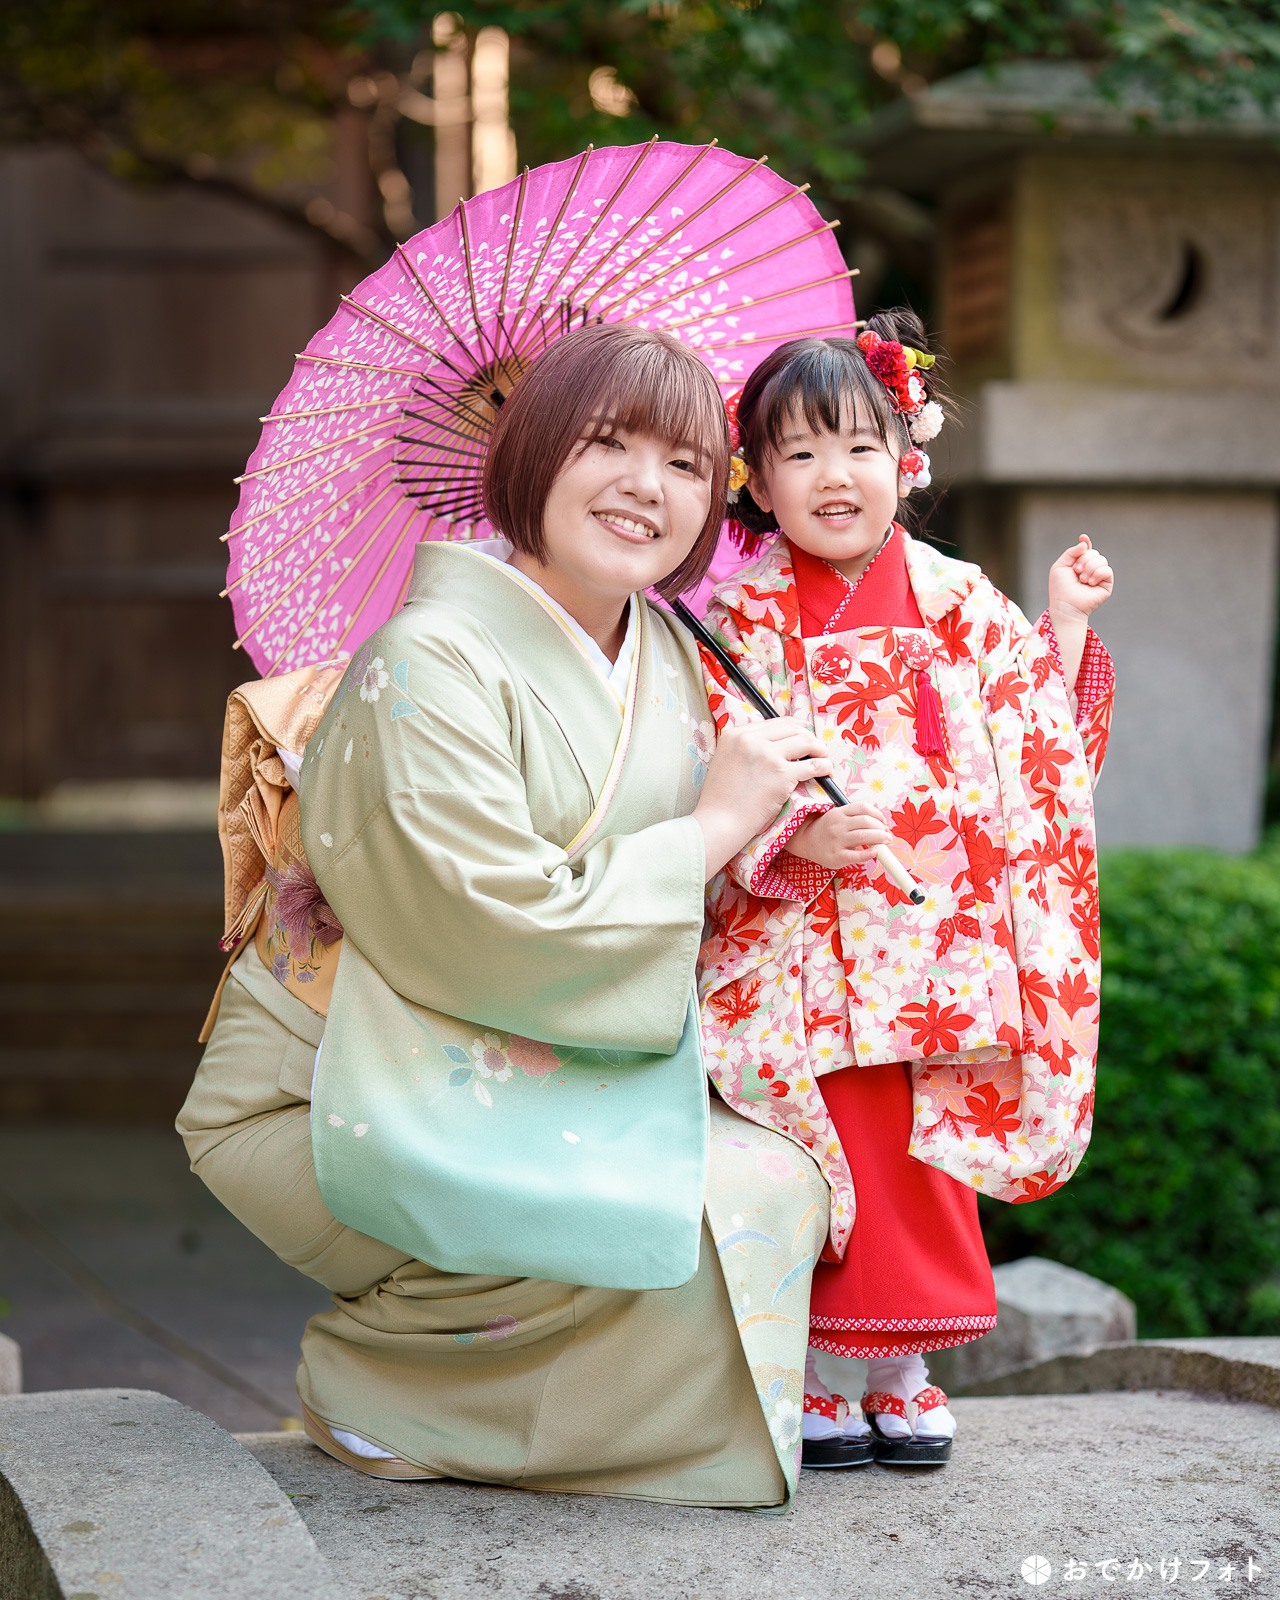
[914,669,948,758]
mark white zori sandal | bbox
[301,1402,444,1480]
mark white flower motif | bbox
[769,1397,802,1450]
[909,400,944,443]
[358,655,390,703]
[470,1033,512,1082]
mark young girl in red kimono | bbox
[697,312,1115,1468]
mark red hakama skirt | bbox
[808,1061,997,1358]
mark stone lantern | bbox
[858,63,1280,850]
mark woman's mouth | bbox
[594,510,660,541]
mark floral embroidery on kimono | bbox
[697,534,1114,1258]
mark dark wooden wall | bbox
[0,148,351,796]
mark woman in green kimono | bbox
[179,323,834,1508]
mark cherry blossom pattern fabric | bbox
[696,534,1114,1259]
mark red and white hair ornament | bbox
[898,448,931,491]
[855,329,944,446]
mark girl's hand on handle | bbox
[784,789,891,869]
[693,718,831,880]
[1048,535,1114,623]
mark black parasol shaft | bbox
[668,597,926,906]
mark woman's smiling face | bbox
[533,421,714,607]
[748,399,903,579]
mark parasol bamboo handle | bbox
[876,844,926,906]
[668,598,926,906]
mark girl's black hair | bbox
[731,307,946,547]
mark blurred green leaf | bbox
[981,845,1280,1339]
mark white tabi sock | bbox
[804,1347,870,1441]
[331,1427,399,1461]
[864,1355,958,1441]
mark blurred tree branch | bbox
[2,0,1276,276]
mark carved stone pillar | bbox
[860,64,1280,849]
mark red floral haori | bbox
[697,533,1115,1259]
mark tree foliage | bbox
[981,845,1280,1339]
[2,1,1276,264]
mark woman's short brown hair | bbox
[482,322,729,601]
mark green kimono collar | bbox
[406,540,652,786]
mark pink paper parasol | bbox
[224,139,856,676]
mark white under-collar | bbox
[466,538,637,706]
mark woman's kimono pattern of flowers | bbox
[697,536,1113,1258]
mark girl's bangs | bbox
[754,342,898,460]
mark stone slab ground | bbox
[239,1390,1280,1600]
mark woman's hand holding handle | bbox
[693,718,831,881]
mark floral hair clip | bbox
[724,387,748,503]
[855,330,944,446]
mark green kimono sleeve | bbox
[301,606,706,1056]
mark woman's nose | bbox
[618,456,663,500]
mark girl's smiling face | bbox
[747,400,903,582]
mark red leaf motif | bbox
[1020,969,1055,1029]
[935,610,974,662]
[1014,1170,1063,1202]
[986,670,1025,715]
[983,620,1002,655]
[962,1081,1021,1149]
[890,795,949,848]
[1057,969,1095,1018]
[897,998,975,1055]
[1023,727,1071,792]
[708,976,762,1028]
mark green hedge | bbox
[979,845,1280,1339]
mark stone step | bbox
[0,1389,344,1600]
[0,982,216,1048]
[4,1382,1277,1600]
[0,832,225,1120]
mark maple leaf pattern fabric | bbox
[697,535,1113,1259]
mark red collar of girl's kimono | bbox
[790,524,924,637]
[712,527,980,635]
